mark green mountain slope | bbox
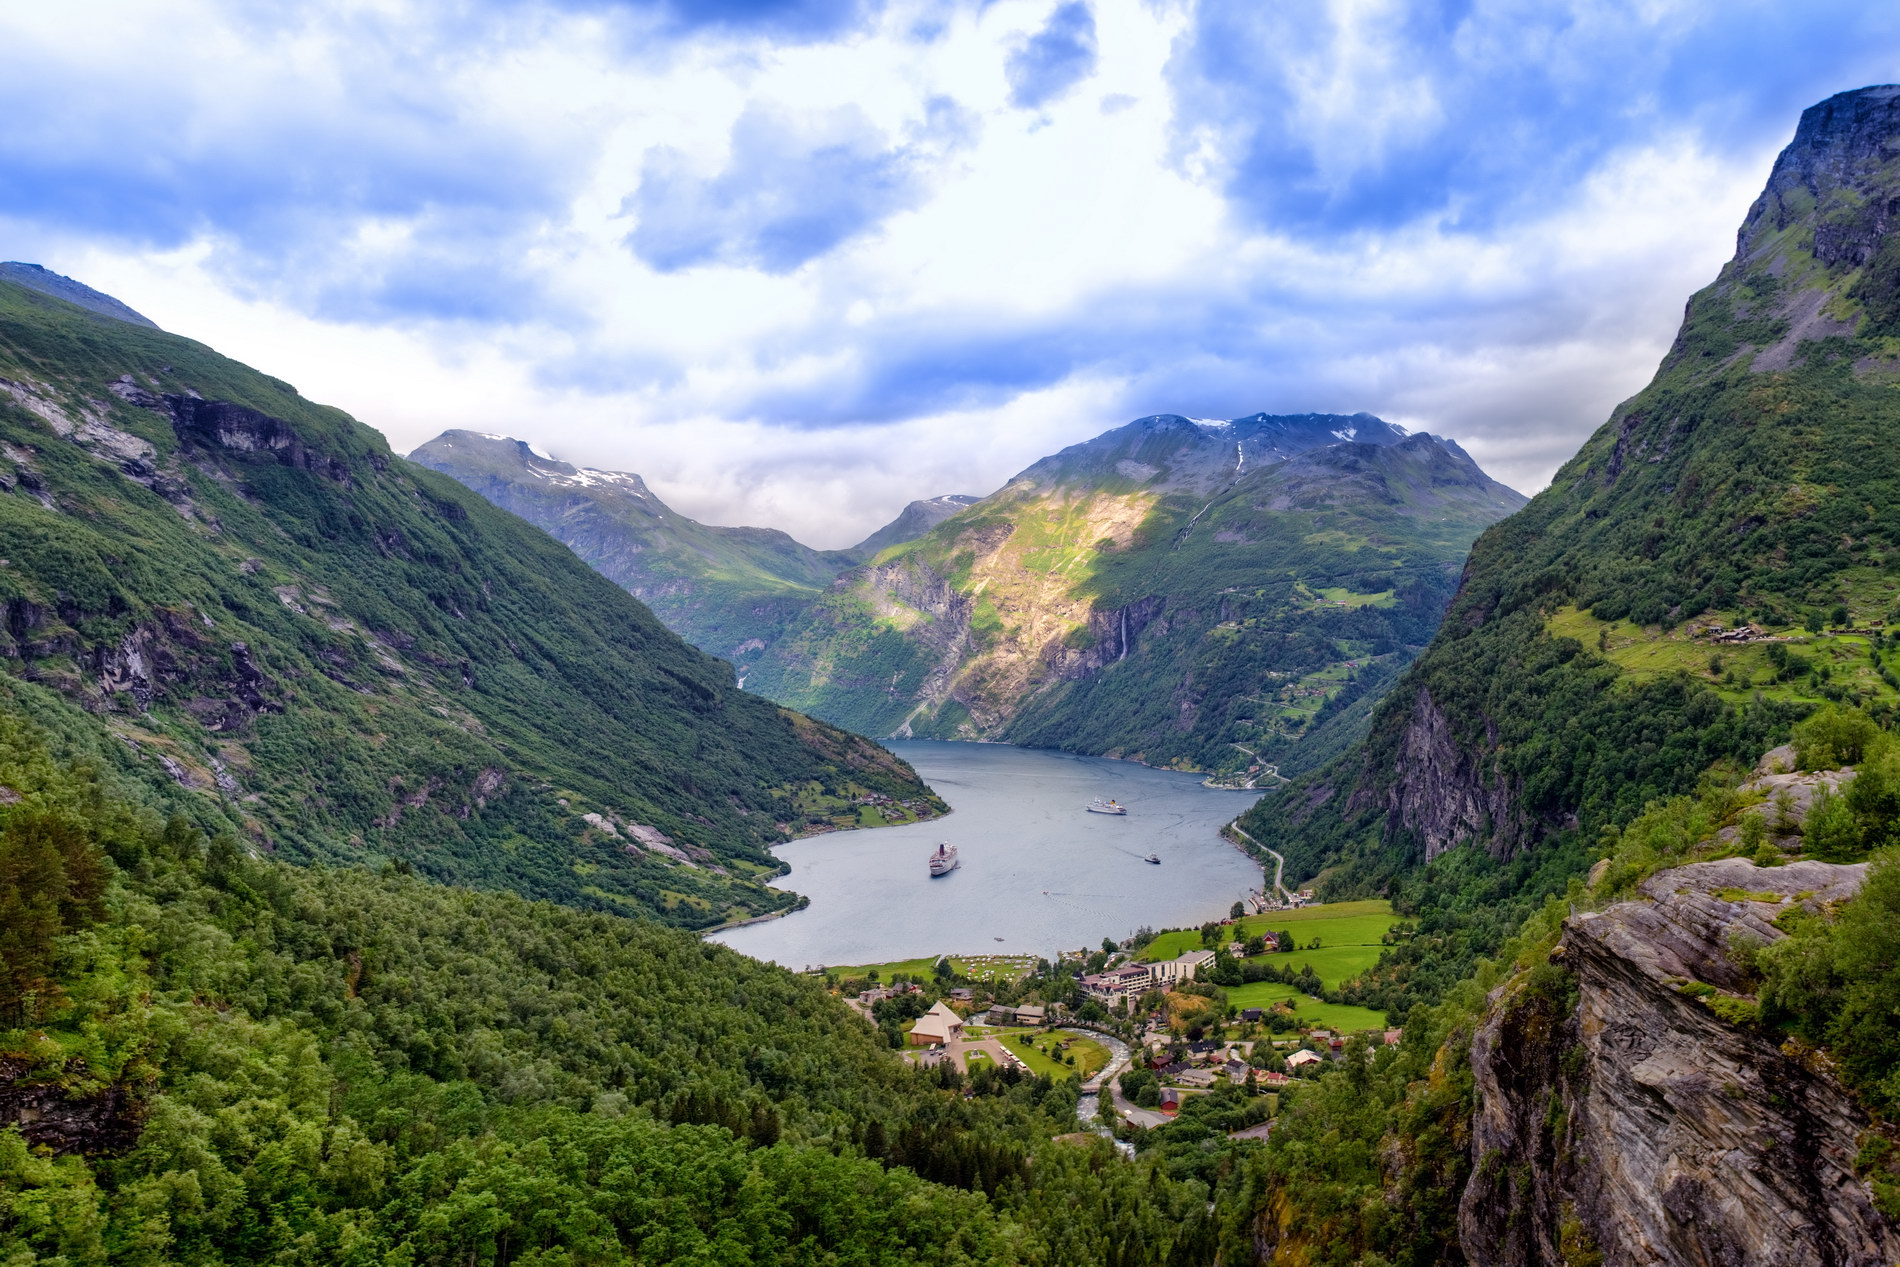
[0,276,942,930]
[409,431,978,665]
[1241,84,1900,973]
[0,700,1241,1265]
[747,415,1525,776]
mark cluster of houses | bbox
[1694,623,1781,644]
[902,999,1049,1048]
[1138,1025,1408,1113]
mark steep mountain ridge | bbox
[0,274,942,930]
[0,261,159,329]
[849,493,982,557]
[1245,83,1900,893]
[747,415,1524,775]
[410,430,977,662]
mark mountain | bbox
[745,412,1525,776]
[1234,89,1900,1265]
[1243,84,1900,911]
[0,270,944,930]
[0,261,159,328]
[848,493,983,558]
[409,430,977,664]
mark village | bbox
[820,898,1406,1140]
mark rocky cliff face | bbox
[0,1058,145,1156]
[1461,857,1899,1267]
[1360,686,1528,861]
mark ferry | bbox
[928,841,959,877]
[1144,853,1161,865]
[1086,798,1128,815]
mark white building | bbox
[1147,950,1216,986]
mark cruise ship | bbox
[928,841,959,876]
[1086,798,1128,815]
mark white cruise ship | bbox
[928,841,959,876]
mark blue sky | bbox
[3,0,1897,544]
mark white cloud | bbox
[0,0,1876,545]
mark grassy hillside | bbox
[749,420,1524,776]
[0,279,942,929]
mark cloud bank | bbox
[3,0,1898,545]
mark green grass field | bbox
[1053,1031,1111,1080]
[990,1027,1105,1080]
[1544,604,1900,708]
[826,953,1037,983]
[1258,943,1389,990]
[1221,981,1388,1032]
[1311,586,1397,608]
[1139,900,1396,963]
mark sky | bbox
[3,1,1898,547]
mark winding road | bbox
[1230,822,1295,905]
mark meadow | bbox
[1221,981,1390,1033]
[828,954,1039,983]
[1139,899,1397,963]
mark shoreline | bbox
[702,793,964,940]
[712,740,1265,958]
[699,897,809,937]
[883,734,1270,788]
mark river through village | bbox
[713,740,1265,969]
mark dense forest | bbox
[0,699,1275,1264]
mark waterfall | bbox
[1118,608,1128,662]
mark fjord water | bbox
[714,740,1264,968]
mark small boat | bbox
[928,841,959,876]
[1086,798,1128,815]
[993,936,1005,942]
[1144,853,1161,865]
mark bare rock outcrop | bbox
[1460,858,1899,1267]
[0,1059,144,1156]
[1367,687,1527,861]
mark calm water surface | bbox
[713,741,1264,968]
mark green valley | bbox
[423,414,1523,781]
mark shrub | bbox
[1793,705,1881,770]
